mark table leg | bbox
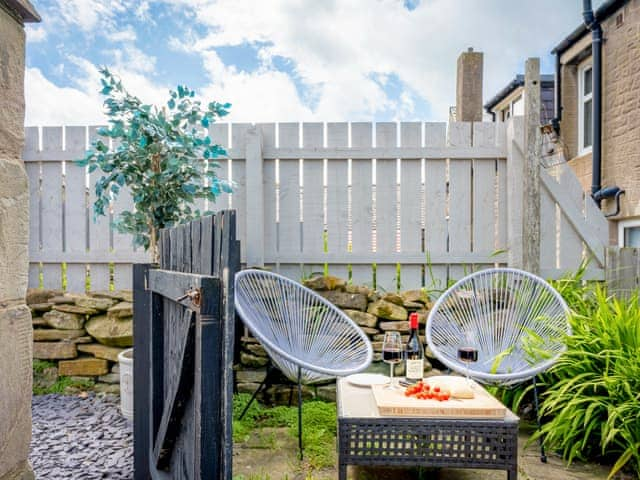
[339,462,347,480]
[507,467,517,480]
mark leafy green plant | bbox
[77,68,232,262]
[534,287,640,478]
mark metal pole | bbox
[297,366,303,460]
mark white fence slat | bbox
[540,184,557,271]
[277,124,301,258]
[29,264,40,290]
[113,264,133,290]
[424,122,447,148]
[231,123,253,261]
[496,159,508,252]
[278,158,301,254]
[373,123,397,291]
[448,122,471,147]
[301,123,324,259]
[26,157,40,287]
[87,126,112,291]
[472,160,496,254]
[423,149,448,291]
[263,158,277,260]
[448,159,472,281]
[350,122,374,286]
[259,124,277,263]
[558,165,587,270]
[473,122,496,147]
[399,122,423,289]
[585,195,609,246]
[65,266,87,293]
[209,123,231,211]
[64,130,88,291]
[325,123,349,281]
[40,127,64,289]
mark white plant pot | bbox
[118,348,134,420]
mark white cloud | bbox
[25,0,594,125]
[26,25,47,43]
[106,26,137,43]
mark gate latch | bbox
[175,288,201,307]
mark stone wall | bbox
[27,289,133,395]
[235,275,442,404]
[0,4,33,479]
[560,0,640,220]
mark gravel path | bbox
[31,394,133,479]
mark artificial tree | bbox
[78,68,232,263]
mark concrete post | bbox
[522,58,541,275]
[455,48,484,122]
[0,2,40,479]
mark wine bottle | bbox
[405,312,424,383]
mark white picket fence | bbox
[23,119,608,292]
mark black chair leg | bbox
[239,363,275,420]
[532,376,547,463]
[297,366,303,460]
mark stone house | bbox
[552,0,640,246]
[484,74,556,125]
[0,1,40,480]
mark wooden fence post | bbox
[522,58,541,275]
[606,247,640,298]
[244,127,264,267]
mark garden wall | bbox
[235,274,442,403]
[27,289,132,394]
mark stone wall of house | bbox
[235,275,442,404]
[0,5,33,480]
[560,0,640,221]
[27,289,133,395]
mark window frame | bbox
[618,218,640,247]
[578,60,593,156]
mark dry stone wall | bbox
[28,289,133,394]
[235,275,443,404]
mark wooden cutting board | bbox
[371,377,507,419]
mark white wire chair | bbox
[425,267,571,461]
[234,269,373,457]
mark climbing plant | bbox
[77,68,232,262]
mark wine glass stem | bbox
[390,363,395,387]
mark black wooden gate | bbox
[133,211,240,480]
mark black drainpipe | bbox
[551,53,562,133]
[583,0,603,200]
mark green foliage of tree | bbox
[77,68,232,262]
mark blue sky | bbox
[24,0,603,126]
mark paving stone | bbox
[77,344,125,362]
[52,304,98,316]
[43,310,85,330]
[97,373,120,384]
[33,341,78,360]
[33,328,86,341]
[107,302,133,319]
[26,289,63,305]
[58,358,109,376]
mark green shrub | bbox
[535,287,640,478]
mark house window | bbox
[578,63,593,154]
[618,219,640,247]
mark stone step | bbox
[58,358,109,376]
[33,341,77,360]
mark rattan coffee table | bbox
[336,378,519,480]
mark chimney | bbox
[456,47,483,122]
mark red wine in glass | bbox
[457,347,478,387]
[458,347,478,363]
[383,349,402,363]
